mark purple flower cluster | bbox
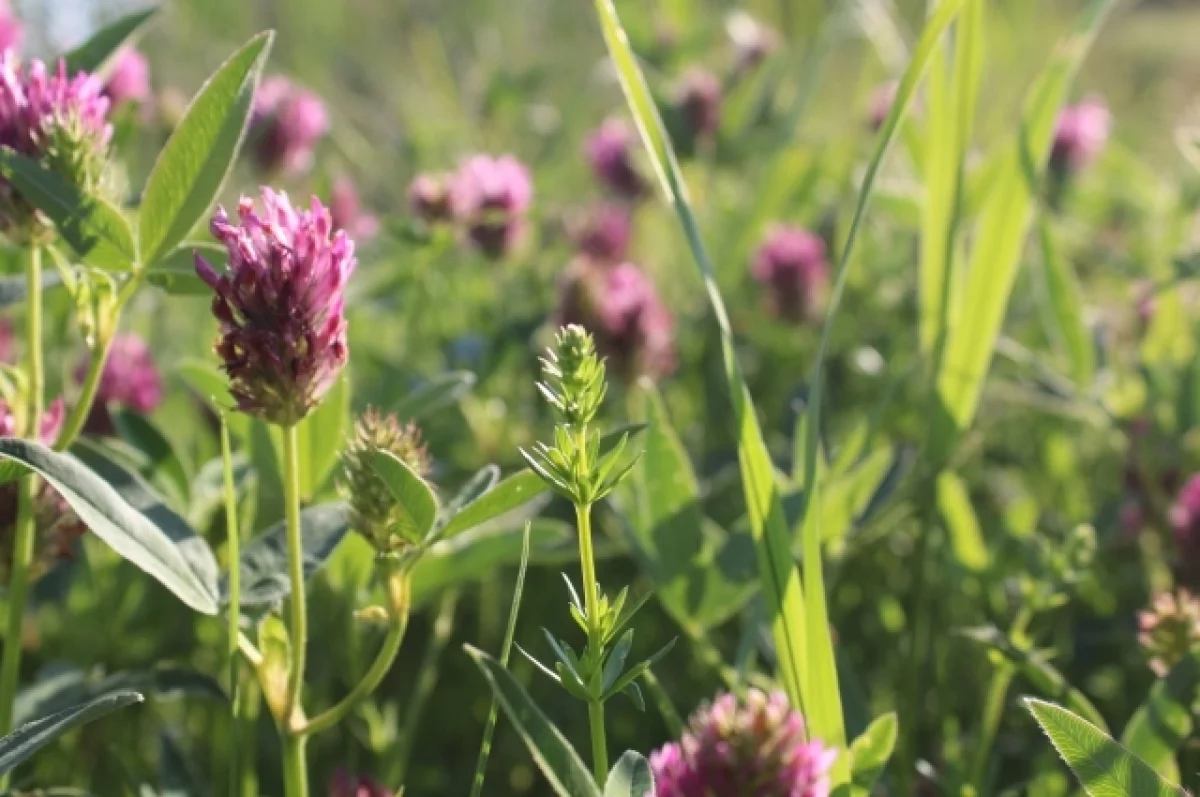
[450,153,533,258]
[557,259,675,380]
[329,769,393,797]
[571,203,632,265]
[585,117,646,200]
[103,48,151,115]
[751,225,829,323]
[1050,97,1110,177]
[0,52,112,234]
[251,76,329,176]
[0,0,22,54]
[195,188,355,426]
[676,68,722,141]
[1139,590,1200,676]
[0,398,86,582]
[86,333,162,414]
[649,689,837,797]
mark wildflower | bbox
[339,408,431,552]
[329,176,379,240]
[1138,590,1200,676]
[251,76,328,176]
[867,80,898,131]
[725,11,779,73]
[73,333,162,436]
[1050,96,1110,177]
[571,203,632,265]
[195,188,355,426]
[1171,474,1200,587]
[450,153,533,258]
[103,48,151,110]
[751,225,829,323]
[649,689,838,797]
[0,52,112,238]
[557,260,675,380]
[329,769,393,797]
[0,398,86,582]
[675,68,722,141]
[0,1,22,54]
[585,118,646,200]
[407,172,454,225]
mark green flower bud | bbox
[538,324,607,428]
[340,409,431,551]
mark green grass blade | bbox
[933,0,1117,457]
[589,0,809,715]
[1037,216,1094,388]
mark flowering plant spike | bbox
[195,188,355,426]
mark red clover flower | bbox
[450,153,533,258]
[751,225,830,323]
[251,76,329,177]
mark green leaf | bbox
[0,148,136,270]
[62,7,159,78]
[935,471,988,571]
[604,751,653,797]
[1026,698,1185,797]
[0,438,218,614]
[145,242,224,295]
[14,667,223,729]
[623,381,754,629]
[295,373,349,500]
[391,370,476,422]
[1119,652,1200,782]
[0,691,143,775]
[158,729,202,797]
[138,31,273,266]
[111,409,191,507]
[962,626,1107,731]
[932,0,1116,456]
[221,502,351,607]
[465,646,602,797]
[72,440,218,608]
[436,468,546,541]
[370,450,439,544]
[849,712,898,791]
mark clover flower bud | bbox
[751,225,830,323]
[450,154,533,258]
[1139,590,1200,677]
[1050,96,1110,178]
[571,203,632,265]
[340,408,431,551]
[0,53,113,239]
[585,118,646,201]
[251,76,328,176]
[195,188,355,426]
[675,68,722,141]
[103,48,151,111]
[649,689,838,797]
[329,176,379,240]
[407,172,454,225]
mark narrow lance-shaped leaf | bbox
[138,31,273,266]
[1025,699,1185,797]
[0,692,143,775]
[61,7,159,77]
[465,646,603,797]
[436,469,546,541]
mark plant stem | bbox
[222,416,243,797]
[0,246,44,791]
[394,589,458,781]
[575,500,607,784]
[280,424,308,797]
[969,607,1033,790]
[54,332,116,452]
[301,572,411,738]
[281,733,308,797]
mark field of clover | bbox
[2,0,1200,794]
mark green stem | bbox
[280,424,308,797]
[575,500,607,784]
[281,733,308,797]
[0,247,44,791]
[969,607,1033,790]
[221,416,242,797]
[54,332,115,452]
[301,574,411,738]
[241,679,261,797]
[394,589,458,781]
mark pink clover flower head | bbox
[585,117,646,200]
[751,225,829,322]
[557,260,675,380]
[572,203,632,264]
[103,48,151,109]
[675,67,722,140]
[1051,96,1111,176]
[649,689,838,797]
[80,333,162,414]
[251,76,329,176]
[195,188,356,426]
[450,153,533,258]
